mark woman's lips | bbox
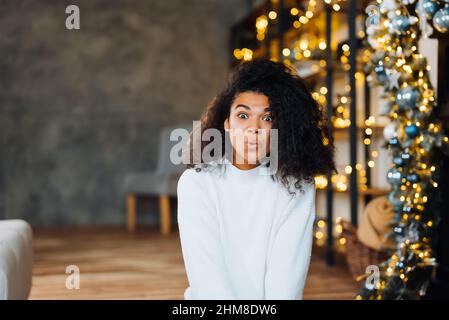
[247,141,258,149]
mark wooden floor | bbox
[29,227,359,300]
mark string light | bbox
[233,48,253,61]
[255,15,268,41]
[325,0,345,12]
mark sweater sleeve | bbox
[264,181,316,300]
[177,169,235,300]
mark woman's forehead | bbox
[231,92,270,111]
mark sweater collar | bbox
[220,156,272,180]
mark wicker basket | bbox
[341,220,389,280]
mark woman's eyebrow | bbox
[235,104,271,112]
[235,104,251,110]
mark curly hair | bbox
[186,59,337,193]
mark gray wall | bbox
[0,0,250,226]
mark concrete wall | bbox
[0,0,250,226]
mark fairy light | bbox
[255,15,269,41]
[314,175,328,189]
[233,48,253,61]
[319,41,327,50]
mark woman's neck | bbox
[231,163,259,170]
[231,153,260,170]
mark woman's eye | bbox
[237,113,249,119]
[263,114,273,122]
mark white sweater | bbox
[177,161,316,300]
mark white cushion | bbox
[0,244,19,299]
[0,219,33,300]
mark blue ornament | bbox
[407,172,420,183]
[374,64,387,83]
[396,87,421,110]
[394,152,412,167]
[433,7,449,33]
[393,156,405,166]
[394,226,404,235]
[388,190,403,207]
[405,124,420,138]
[389,137,399,147]
[366,14,380,28]
[422,0,439,18]
[401,152,411,163]
[403,205,414,214]
[387,168,403,186]
[389,14,411,34]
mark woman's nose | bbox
[246,126,259,134]
[246,118,260,134]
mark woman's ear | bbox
[224,118,230,132]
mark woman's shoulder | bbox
[178,167,201,189]
[280,177,316,221]
[281,176,316,197]
[177,165,220,193]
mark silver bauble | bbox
[433,7,449,33]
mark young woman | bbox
[177,59,336,300]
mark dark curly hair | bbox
[186,59,337,193]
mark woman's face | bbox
[224,91,272,168]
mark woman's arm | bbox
[177,169,235,299]
[264,182,316,300]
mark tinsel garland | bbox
[358,0,449,299]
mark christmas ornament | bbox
[396,86,421,110]
[406,172,420,183]
[393,156,405,166]
[388,14,411,33]
[405,123,420,138]
[422,0,439,18]
[433,6,449,33]
[384,122,398,140]
[387,167,403,186]
[417,0,449,35]
[375,63,388,83]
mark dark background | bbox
[0,0,253,226]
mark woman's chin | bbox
[233,151,263,165]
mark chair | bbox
[123,123,192,235]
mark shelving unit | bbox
[230,0,391,266]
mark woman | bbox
[177,59,336,300]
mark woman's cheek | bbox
[259,130,270,146]
[230,131,245,151]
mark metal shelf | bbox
[230,0,379,267]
